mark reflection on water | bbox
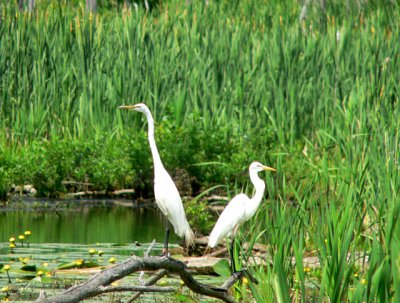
[0,205,178,244]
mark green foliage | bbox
[0,166,12,201]
[184,198,213,236]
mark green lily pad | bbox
[212,259,231,277]
[20,265,37,272]
[57,259,100,270]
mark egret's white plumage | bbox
[119,103,194,247]
[208,162,275,248]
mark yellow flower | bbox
[9,237,15,242]
[37,271,44,276]
[354,273,359,278]
[42,262,49,267]
[45,271,52,277]
[1,286,8,292]
[109,257,116,264]
[3,265,10,271]
[88,249,96,254]
[75,259,83,266]
[361,278,367,285]
[18,235,25,240]
[158,279,167,286]
[9,243,15,249]
[180,280,185,286]
[24,231,31,236]
[242,277,249,284]
[304,267,312,273]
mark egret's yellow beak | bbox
[119,105,138,110]
[263,166,276,172]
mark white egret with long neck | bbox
[119,103,194,254]
[208,161,275,273]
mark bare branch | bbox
[35,256,240,303]
[127,269,169,303]
[139,239,156,285]
[98,285,174,293]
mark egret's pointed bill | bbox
[119,105,139,110]
[263,166,276,172]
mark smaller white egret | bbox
[208,161,276,273]
[119,103,195,255]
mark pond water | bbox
[0,200,178,245]
[0,200,223,303]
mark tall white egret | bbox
[208,161,275,273]
[119,103,195,254]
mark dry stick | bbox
[208,247,229,258]
[98,285,174,293]
[35,256,238,303]
[139,239,157,285]
[128,239,166,303]
[127,269,169,303]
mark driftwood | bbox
[196,236,268,253]
[65,189,135,198]
[34,255,243,303]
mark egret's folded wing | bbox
[208,193,248,247]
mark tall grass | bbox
[0,1,400,301]
[0,1,396,143]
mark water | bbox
[0,200,222,303]
[0,200,178,245]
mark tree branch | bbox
[35,256,240,303]
[98,285,174,293]
[127,269,169,303]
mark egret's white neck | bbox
[143,110,164,172]
[246,170,266,218]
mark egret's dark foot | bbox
[161,225,171,257]
[161,249,171,258]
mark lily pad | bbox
[212,259,231,277]
[57,260,99,270]
[20,265,37,272]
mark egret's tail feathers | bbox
[184,226,195,248]
[203,245,210,255]
[208,233,218,248]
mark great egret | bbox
[208,161,276,273]
[119,103,195,254]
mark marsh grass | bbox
[1,0,400,301]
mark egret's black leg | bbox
[229,237,237,274]
[162,217,170,257]
[163,227,170,256]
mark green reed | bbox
[0,2,398,144]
